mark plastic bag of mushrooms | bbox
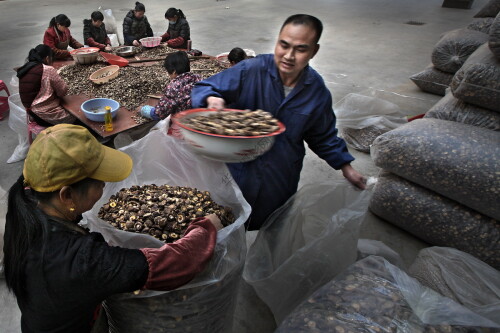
[275,256,500,333]
[335,93,407,153]
[84,119,251,333]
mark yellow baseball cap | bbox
[23,124,133,192]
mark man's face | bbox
[92,20,103,28]
[274,23,319,82]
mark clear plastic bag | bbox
[84,120,251,332]
[357,238,404,268]
[431,29,489,73]
[409,247,500,325]
[371,118,500,221]
[425,91,500,131]
[334,93,407,152]
[451,43,500,112]
[410,65,454,96]
[370,172,500,269]
[6,93,29,163]
[276,256,500,332]
[243,179,372,324]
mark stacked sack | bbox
[410,1,500,96]
[369,117,499,269]
[371,2,500,270]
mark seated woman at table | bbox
[161,8,190,49]
[140,51,201,136]
[17,44,76,126]
[228,47,247,66]
[43,14,84,60]
[123,2,153,46]
[83,11,112,52]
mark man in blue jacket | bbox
[191,14,366,230]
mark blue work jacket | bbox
[191,54,354,229]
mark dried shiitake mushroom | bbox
[180,110,280,136]
[98,184,235,243]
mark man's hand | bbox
[341,164,366,190]
[132,40,140,47]
[206,96,225,110]
[205,214,223,231]
[105,45,112,52]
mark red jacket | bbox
[43,27,84,59]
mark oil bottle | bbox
[104,106,113,132]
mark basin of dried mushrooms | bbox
[98,184,235,243]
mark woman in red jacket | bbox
[3,124,222,333]
[43,14,83,59]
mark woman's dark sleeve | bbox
[123,17,134,45]
[145,17,154,37]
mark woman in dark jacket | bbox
[83,11,112,51]
[123,1,153,46]
[43,14,83,59]
[3,124,221,333]
[161,8,190,48]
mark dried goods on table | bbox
[181,109,280,136]
[431,29,489,73]
[467,17,495,33]
[369,172,500,269]
[450,43,500,112]
[424,92,500,131]
[59,62,167,111]
[276,256,499,333]
[489,13,500,59]
[408,247,500,325]
[409,65,454,96]
[98,184,235,243]
[371,118,500,220]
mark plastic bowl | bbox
[171,109,286,163]
[70,47,100,65]
[89,65,120,85]
[139,37,162,48]
[81,98,120,122]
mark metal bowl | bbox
[115,46,137,57]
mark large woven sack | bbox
[489,12,500,58]
[451,43,500,112]
[431,29,489,73]
[371,118,500,220]
[410,65,453,96]
[474,0,500,18]
[424,91,500,131]
[408,247,500,325]
[467,17,495,33]
[369,172,500,269]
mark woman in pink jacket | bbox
[17,44,75,126]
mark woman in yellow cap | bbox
[3,124,222,333]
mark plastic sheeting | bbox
[6,93,29,163]
[243,179,372,324]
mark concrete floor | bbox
[0,0,488,332]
